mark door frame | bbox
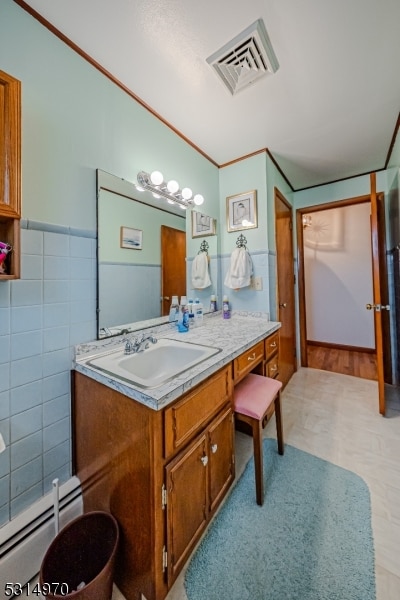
[296,193,387,368]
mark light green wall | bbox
[1,0,219,231]
[98,191,185,264]
[388,127,400,170]
[219,153,268,252]
[266,154,293,251]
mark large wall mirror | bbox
[96,170,219,338]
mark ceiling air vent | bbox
[206,19,279,95]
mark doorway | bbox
[161,225,186,316]
[296,193,391,387]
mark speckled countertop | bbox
[74,312,281,410]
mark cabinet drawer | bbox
[265,331,279,360]
[164,365,232,457]
[233,340,264,383]
[265,356,279,379]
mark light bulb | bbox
[167,180,179,194]
[182,187,192,200]
[193,194,204,206]
[150,171,163,186]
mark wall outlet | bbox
[251,276,263,291]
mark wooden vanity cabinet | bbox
[264,330,280,379]
[72,364,234,600]
[233,340,264,383]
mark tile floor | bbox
[154,367,400,600]
[27,367,400,599]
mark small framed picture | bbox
[226,190,258,232]
[191,211,216,238]
[120,226,143,250]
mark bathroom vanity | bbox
[73,314,280,600]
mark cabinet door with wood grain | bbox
[208,406,235,514]
[165,432,208,585]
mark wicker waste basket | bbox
[39,511,119,600]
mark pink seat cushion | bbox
[234,374,282,420]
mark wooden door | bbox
[208,407,235,514]
[369,173,390,415]
[165,432,208,584]
[274,188,296,387]
[161,225,186,316]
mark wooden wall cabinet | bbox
[0,70,21,280]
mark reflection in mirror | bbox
[96,170,219,339]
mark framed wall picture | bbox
[120,226,143,249]
[226,190,258,232]
[191,210,216,238]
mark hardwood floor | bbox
[307,343,378,380]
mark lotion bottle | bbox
[209,295,217,312]
[222,295,231,319]
[194,298,204,327]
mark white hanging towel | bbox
[224,247,253,289]
[191,252,211,289]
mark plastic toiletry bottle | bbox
[222,295,231,319]
[169,296,179,326]
[209,294,217,313]
[177,302,189,332]
[188,298,194,328]
[194,298,204,327]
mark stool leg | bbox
[274,390,284,456]
[252,418,264,506]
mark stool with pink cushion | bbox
[234,374,284,506]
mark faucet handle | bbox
[123,339,134,354]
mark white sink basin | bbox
[85,338,221,389]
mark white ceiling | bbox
[19,0,400,190]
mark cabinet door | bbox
[0,70,21,217]
[208,406,235,514]
[165,433,208,584]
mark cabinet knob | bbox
[200,455,208,466]
[270,341,276,348]
[247,352,256,361]
[211,444,218,454]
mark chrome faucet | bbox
[124,334,157,354]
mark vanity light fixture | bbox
[136,170,204,209]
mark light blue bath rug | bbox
[184,438,376,600]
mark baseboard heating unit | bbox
[0,477,83,592]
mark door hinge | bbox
[162,546,168,572]
[162,484,167,509]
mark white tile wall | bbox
[0,222,96,525]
